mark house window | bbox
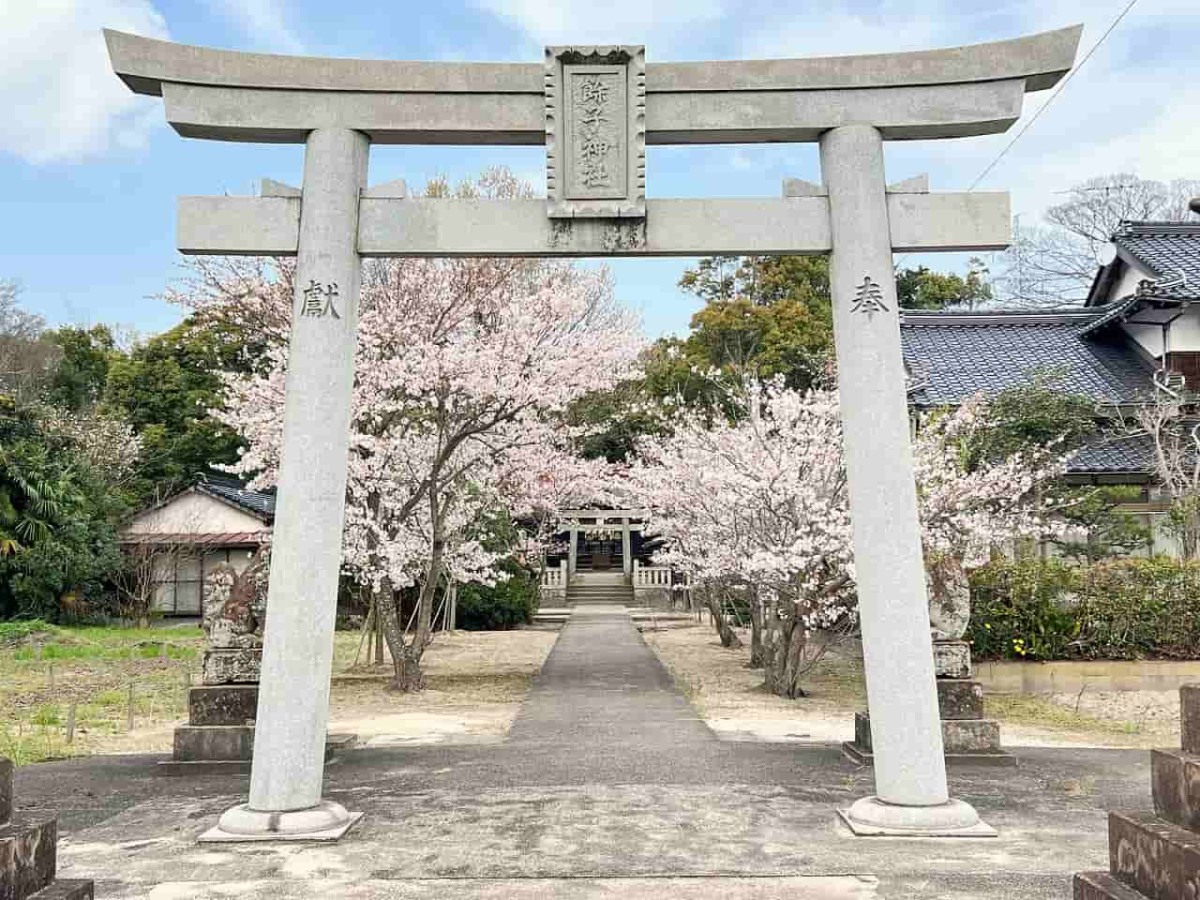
[1167,352,1200,389]
[152,552,203,616]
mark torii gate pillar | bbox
[821,125,984,834]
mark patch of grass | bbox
[986,693,1143,736]
[0,622,202,765]
[0,619,57,646]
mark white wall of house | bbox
[1113,260,1148,303]
[1167,305,1200,353]
[127,490,264,535]
[1123,322,1165,359]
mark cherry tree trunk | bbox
[748,593,765,669]
[704,587,742,649]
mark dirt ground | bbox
[643,621,1184,750]
[328,629,558,747]
[1,624,557,763]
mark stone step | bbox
[1074,871,1152,900]
[1108,810,1200,900]
[0,816,57,900]
[1,757,11,824]
[28,880,94,900]
[188,684,259,727]
[1152,749,1200,832]
[846,712,1014,766]
[159,732,357,774]
[937,679,984,720]
[1183,685,1200,756]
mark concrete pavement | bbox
[15,607,1145,898]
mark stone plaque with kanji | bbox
[546,45,645,219]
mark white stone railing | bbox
[540,560,567,593]
[632,561,672,589]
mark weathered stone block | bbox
[0,758,11,825]
[28,880,94,900]
[943,718,1002,753]
[173,725,255,762]
[1152,749,1200,833]
[937,679,984,720]
[1182,684,1200,756]
[0,816,57,900]
[188,685,259,726]
[1109,809,1200,900]
[1073,870,1154,900]
[854,712,1002,754]
[933,640,971,679]
[201,649,260,685]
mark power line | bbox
[968,0,1141,192]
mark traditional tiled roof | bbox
[900,308,1154,408]
[1112,222,1200,302]
[120,530,270,546]
[198,475,276,522]
[1065,434,1155,478]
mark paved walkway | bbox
[15,608,1150,899]
[507,605,715,773]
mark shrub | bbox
[454,559,539,631]
[968,558,1079,660]
[1075,558,1200,660]
[968,556,1200,661]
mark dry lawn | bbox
[1,622,557,764]
[643,620,1185,750]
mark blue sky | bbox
[1,0,1198,341]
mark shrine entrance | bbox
[105,24,1081,841]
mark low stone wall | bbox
[976,659,1200,694]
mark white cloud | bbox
[206,0,305,54]
[471,0,725,55]
[0,0,170,164]
[738,0,1199,224]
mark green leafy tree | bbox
[0,397,127,620]
[896,258,993,310]
[103,317,246,498]
[46,324,123,410]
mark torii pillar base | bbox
[838,797,997,838]
[199,801,362,843]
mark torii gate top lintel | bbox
[105,26,1081,146]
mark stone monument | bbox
[161,557,354,776]
[1075,683,1200,898]
[844,557,1013,766]
[0,755,93,899]
[106,25,1081,840]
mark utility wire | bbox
[968,0,1141,192]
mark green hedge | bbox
[967,557,1200,661]
[455,559,539,631]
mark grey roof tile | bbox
[199,475,275,522]
[1113,222,1200,302]
[1066,433,1154,476]
[901,311,1153,407]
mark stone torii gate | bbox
[106,25,1081,841]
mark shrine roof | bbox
[901,306,1154,408]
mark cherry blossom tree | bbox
[629,382,1067,698]
[628,382,854,698]
[182,171,644,690]
[914,395,1068,638]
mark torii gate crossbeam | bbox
[106,25,1081,843]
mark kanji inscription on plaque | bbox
[546,45,645,219]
